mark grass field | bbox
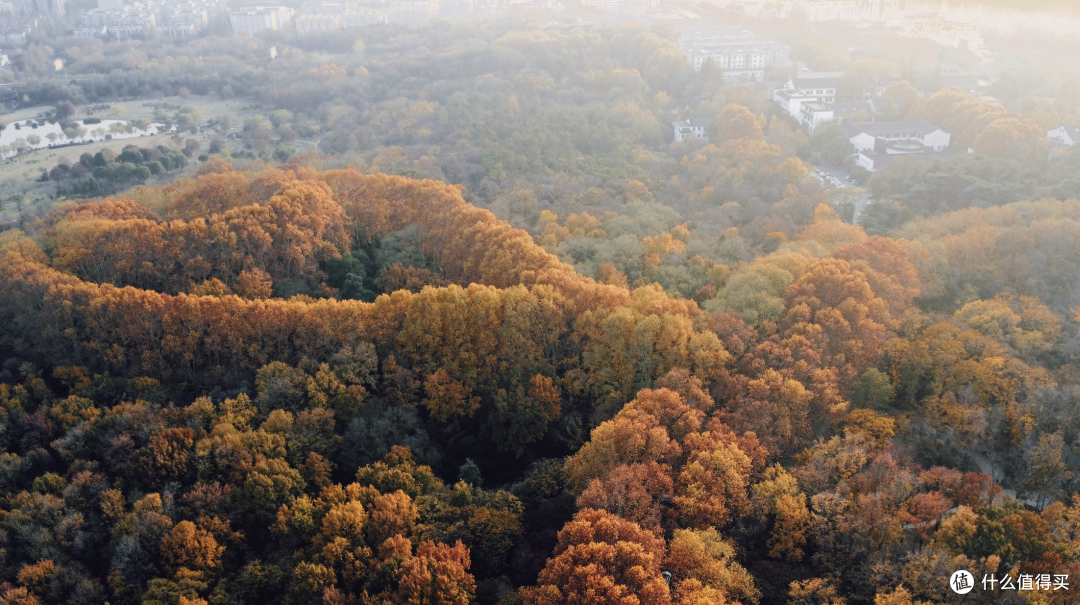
[0,94,273,223]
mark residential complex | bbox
[277,0,443,32]
[75,0,223,40]
[677,28,789,82]
[772,64,976,135]
[13,0,64,17]
[580,0,654,15]
[295,3,388,31]
[0,17,35,47]
[717,0,991,58]
[768,63,966,172]
[230,6,294,34]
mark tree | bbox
[932,506,978,554]
[851,369,893,410]
[880,81,921,117]
[243,117,272,150]
[422,369,479,424]
[458,459,482,486]
[905,492,951,543]
[393,540,475,605]
[664,528,758,604]
[563,389,689,492]
[782,256,894,388]
[1023,432,1073,509]
[789,578,846,605]
[811,124,855,166]
[160,521,224,574]
[874,585,921,605]
[974,117,1046,158]
[576,462,673,532]
[355,446,441,499]
[674,425,755,530]
[129,428,196,488]
[769,493,811,561]
[520,509,670,605]
[716,103,762,142]
[55,101,76,120]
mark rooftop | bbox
[831,101,870,117]
[841,120,946,138]
[1055,125,1080,139]
[675,117,717,128]
[775,89,818,101]
[792,76,841,88]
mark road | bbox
[810,160,871,224]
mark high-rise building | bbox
[15,0,63,17]
[386,2,437,26]
[294,2,394,30]
[677,28,789,82]
[230,6,293,34]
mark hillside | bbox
[0,165,1078,605]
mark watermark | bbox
[950,570,1070,594]
[951,570,974,595]
[982,574,1069,591]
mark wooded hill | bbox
[0,164,1078,605]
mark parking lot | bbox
[811,162,872,224]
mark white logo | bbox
[951,570,975,594]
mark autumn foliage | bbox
[0,166,1078,605]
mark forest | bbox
[0,158,1078,605]
[0,12,1079,605]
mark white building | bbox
[295,13,341,31]
[301,1,345,13]
[773,88,819,121]
[14,0,62,16]
[800,102,834,134]
[230,6,293,34]
[673,117,716,142]
[785,76,840,104]
[294,4,387,30]
[856,145,968,172]
[161,6,209,26]
[1048,125,1080,147]
[785,0,902,22]
[74,25,108,36]
[108,24,148,37]
[85,7,155,27]
[341,10,384,26]
[580,0,655,12]
[159,23,196,39]
[386,2,438,26]
[678,28,789,82]
[841,120,951,153]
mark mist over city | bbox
[1,0,1079,604]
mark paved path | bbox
[811,161,870,224]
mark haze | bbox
[1,0,1079,604]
